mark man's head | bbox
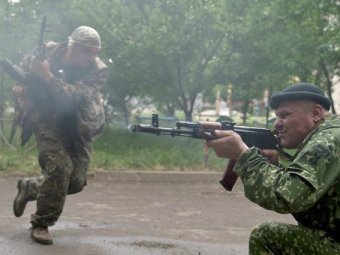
[270,83,330,149]
[68,26,101,49]
[66,26,101,68]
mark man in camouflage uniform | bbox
[207,83,339,254]
[12,26,108,245]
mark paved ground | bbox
[0,171,295,255]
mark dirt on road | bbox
[0,171,295,255]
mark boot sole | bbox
[31,236,53,245]
[30,227,53,245]
[13,179,25,217]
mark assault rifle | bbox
[131,114,279,191]
[0,16,49,145]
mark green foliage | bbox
[93,0,237,121]
[0,0,338,131]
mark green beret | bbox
[270,83,331,110]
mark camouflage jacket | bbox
[17,41,108,143]
[235,114,340,239]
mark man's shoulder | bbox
[306,115,340,151]
[322,114,340,129]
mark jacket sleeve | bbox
[234,128,339,214]
[48,66,108,104]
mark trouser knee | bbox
[250,222,274,241]
[249,222,276,254]
[68,174,86,194]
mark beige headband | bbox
[69,26,101,49]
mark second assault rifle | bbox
[0,15,47,85]
[0,16,78,145]
[0,16,49,145]
[131,114,279,191]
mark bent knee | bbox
[251,222,292,241]
[68,176,86,194]
[250,222,278,241]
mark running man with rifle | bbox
[5,23,108,244]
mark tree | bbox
[211,0,339,124]
[76,0,236,121]
[230,0,339,112]
[1,0,338,127]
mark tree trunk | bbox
[242,99,249,125]
[184,110,192,121]
[320,60,336,114]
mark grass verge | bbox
[0,127,226,175]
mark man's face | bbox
[68,43,100,69]
[274,101,317,149]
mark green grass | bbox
[0,145,39,175]
[92,127,226,171]
[0,127,226,175]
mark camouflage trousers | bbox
[23,122,91,228]
[249,222,340,254]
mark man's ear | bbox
[311,104,325,123]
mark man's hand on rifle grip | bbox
[30,56,54,83]
[206,130,249,160]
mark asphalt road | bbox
[0,171,295,255]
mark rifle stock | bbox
[131,114,279,191]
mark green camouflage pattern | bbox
[16,41,107,227]
[249,222,339,254]
[18,123,91,227]
[18,41,108,143]
[28,122,92,227]
[235,114,340,253]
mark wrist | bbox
[237,145,250,160]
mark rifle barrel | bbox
[131,124,205,138]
